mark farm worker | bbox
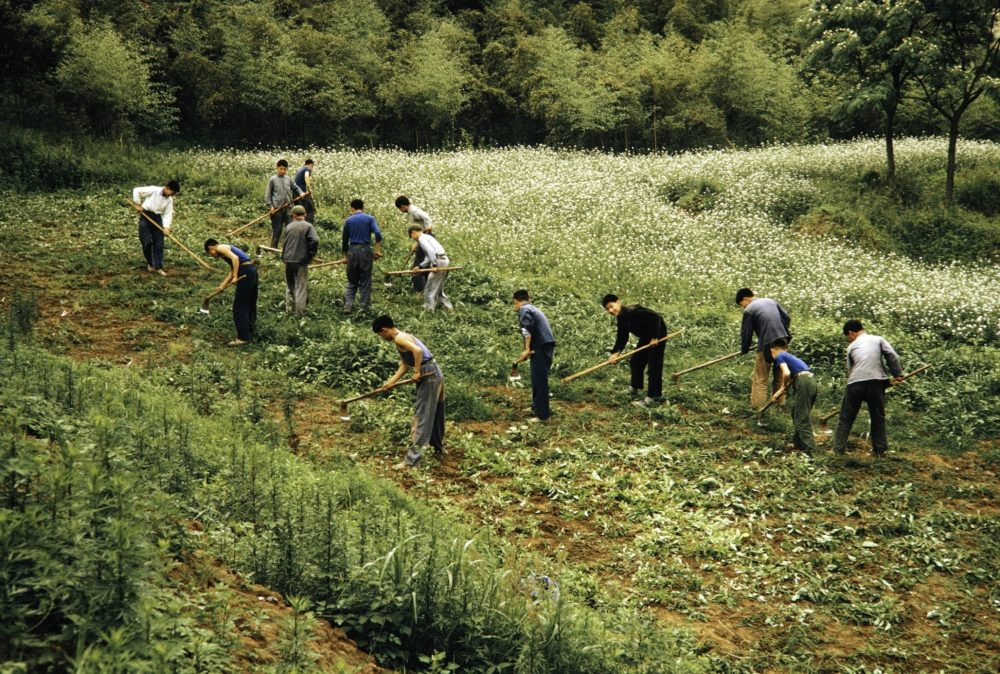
[294,159,317,224]
[408,225,453,312]
[736,288,792,409]
[395,196,434,293]
[514,289,556,421]
[132,180,179,276]
[833,320,904,457]
[265,159,305,248]
[602,294,667,408]
[281,205,320,317]
[372,314,445,469]
[340,198,383,314]
[768,339,817,455]
[204,238,258,346]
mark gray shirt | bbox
[740,297,791,353]
[416,233,447,267]
[406,205,433,231]
[282,219,320,264]
[265,174,303,209]
[846,332,903,385]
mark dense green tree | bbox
[804,0,921,188]
[902,0,1000,204]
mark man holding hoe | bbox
[282,205,319,317]
[514,289,556,421]
[372,315,445,469]
[266,159,306,248]
[204,238,258,345]
[133,180,180,276]
[602,294,668,408]
[736,288,791,409]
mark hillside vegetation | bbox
[1,138,999,672]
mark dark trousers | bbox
[530,342,554,419]
[412,245,428,292]
[631,338,665,399]
[834,379,889,455]
[138,211,165,269]
[345,244,373,308]
[789,375,818,453]
[233,264,258,341]
[300,196,315,224]
[270,208,291,248]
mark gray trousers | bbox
[404,361,445,466]
[423,256,453,312]
[345,244,373,309]
[284,262,309,316]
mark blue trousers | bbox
[530,342,554,419]
[138,211,164,269]
[270,208,291,248]
[233,264,258,341]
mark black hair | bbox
[601,293,619,307]
[843,319,864,335]
[735,288,754,305]
[407,224,424,235]
[350,198,364,210]
[770,338,788,349]
[513,289,530,302]
[204,238,218,254]
[395,196,410,208]
[165,179,180,193]
[304,158,314,165]
[276,159,289,168]
[372,315,395,332]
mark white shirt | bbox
[407,205,433,231]
[133,186,174,228]
[416,233,447,267]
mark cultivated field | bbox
[1,139,998,672]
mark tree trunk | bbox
[946,115,959,206]
[884,102,897,189]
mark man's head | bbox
[291,205,307,219]
[163,180,180,196]
[350,198,364,212]
[276,159,289,176]
[843,319,864,342]
[395,195,411,212]
[204,238,219,257]
[735,288,754,308]
[602,293,622,316]
[304,158,314,168]
[408,224,424,239]
[372,314,396,340]
[513,288,530,309]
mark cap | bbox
[291,205,307,216]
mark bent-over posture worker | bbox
[409,225,453,312]
[768,339,817,455]
[736,288,792,409]
[602,294,667,408]
[372,315,445,469]
[833,320,904,457]
[514,289,556,420]
[205,238,258,345]
[133,180,180,276]
[395,196,434,293]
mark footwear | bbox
[834,447,846,455]
[625,387,640,397]
[146,265,155,272]
[228,339,248,346]
[393,461,410,470]
[342,306,353,315]
[156,268,167,277]
[632,396,656,408]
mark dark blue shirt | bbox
[294,165,311,193]
[773,351,810,377]
[341,212,383,252]
[230,245,250,264]
[518,303,556,346]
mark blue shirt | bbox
[294,165,311,193]
[773,351,809,377]
[518,303,555,346]
[341,212,383,252]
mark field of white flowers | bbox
[184,138,1000,343]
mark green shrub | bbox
[956,167,1000,216]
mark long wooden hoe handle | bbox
[562,329,685,384]
[126,201,212,270]
[671,350,743,382]
[338,377,418,407]
[227,193,309,237]
[755,385,787,415]
[383,265,464,276]
[892,364,931,384]
[817,364,930,430]
[257,244,327,265]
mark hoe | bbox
[199,275,245,314]
[337,378,416,421]
[816,364,932,433]
[509,351,534,382]
[227,193,309,237]
[671,350,743,384]
[562,329,685,384]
